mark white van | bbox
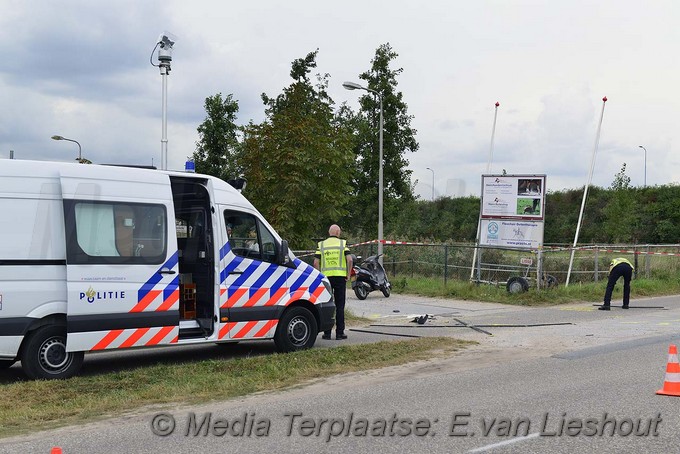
[0,159,335,379]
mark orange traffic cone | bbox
[657,344,680,397]
[50,448,62,454]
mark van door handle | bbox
[159,268,176,275]
[230,269,244,275]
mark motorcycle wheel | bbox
[354,285,368,300]
[381,285,391,298]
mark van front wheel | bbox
[22,326,84,380]
[274,307,318,353]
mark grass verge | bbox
[0,336,472,439]
[391,276,680,306]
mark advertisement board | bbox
[480,219,544,249]
[481,175,546,220]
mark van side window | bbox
[65,201,167,264]
[224,211,277,263]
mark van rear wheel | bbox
[274,307,317,352]
[22,325,84,380]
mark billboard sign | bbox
[481,175,546,220]
[478,174,546,249]
[480,219,544,249]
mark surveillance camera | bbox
[159,34,175,49]
[158,31,177,46]
[157,31,177,62]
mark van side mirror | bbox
[277,240,290,265]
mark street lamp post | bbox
[51,135,82,162]
[639,145,647,187]
[426,167,435,201]
[343,81,384,264]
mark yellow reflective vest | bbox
[316,236,349,277]
[609,257,634,272]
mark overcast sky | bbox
[1,0,677,199]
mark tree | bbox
[346,43,419,237]
[241,50,355,248]
[193,93,241,181]
[601,189,636,243]
[610,163,631,190]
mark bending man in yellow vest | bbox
[599,257,634,311]
[314,224,353,340]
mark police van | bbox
[0,159,335,379]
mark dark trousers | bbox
[603,263,633,307]
[326,276,346,335]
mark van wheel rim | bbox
[287,316,309,346]
[39,337,69,371]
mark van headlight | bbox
[322,278,334,302]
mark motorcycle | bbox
[350,253,391,300]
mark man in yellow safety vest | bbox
[599,257,635,311]
[314,224,353,339]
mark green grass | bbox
[0,337,472,439]
[391,276,680,306]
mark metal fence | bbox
[297,242,680,289]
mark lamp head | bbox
[343,81,363,91]
[51,135,64,141]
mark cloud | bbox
[1,0,678,195]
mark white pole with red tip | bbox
[470,102,500,281]
[566,96,608,286]
[486,102,500,173]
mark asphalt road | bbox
[2,292,680,453]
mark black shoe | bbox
[321,334,331,340]
[622,305,629,309]
[598,306,610,311]
[336,334,348,340]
